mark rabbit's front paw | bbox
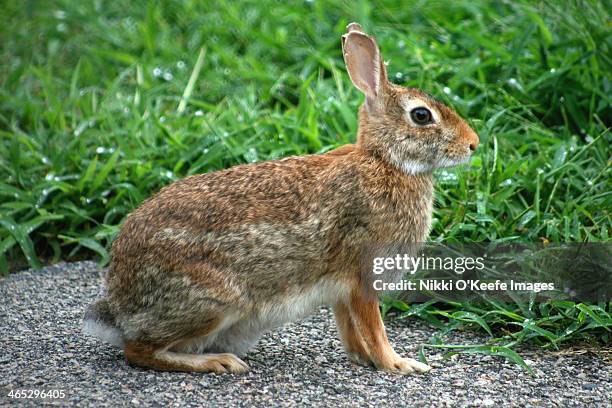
[376,355,431,375]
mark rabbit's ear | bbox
[342,23,388,110]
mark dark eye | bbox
[410,107,433,125]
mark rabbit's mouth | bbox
[435,153,473,169]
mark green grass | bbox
[382,297,611,371]
[1,0,610,366]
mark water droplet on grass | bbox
[95,147,115,154]
[507,78,524,92]
[176,61,186,69]
[195,110,203,116]
[74,121,90,137]
[244,147,259,163]
[153,67,162,77]
[437,170,458,183]
[443,87,451,95]
[163,71,173,81]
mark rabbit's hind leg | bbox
[124,323,250,373]
[125,342,249,373]
[118,262,251,373]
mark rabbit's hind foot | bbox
[124,341,249,373]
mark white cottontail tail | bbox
[84,22,479,375]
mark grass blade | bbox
[0,216,41,269]
[177,47,206,114]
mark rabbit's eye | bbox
[410,107,433,125]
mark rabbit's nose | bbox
[466,129,479,151]
[459,123,479,152]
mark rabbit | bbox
[83,22,479,375]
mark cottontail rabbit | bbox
[84,23,479,375]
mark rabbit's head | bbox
[342,23,479,175]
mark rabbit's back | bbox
[107,151,357,302]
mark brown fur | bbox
[84,23,478,375]
[333,301,370,365]
[125,342,248,373]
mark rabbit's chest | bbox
[368,193,433,244]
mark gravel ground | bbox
[0,262,610,407]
